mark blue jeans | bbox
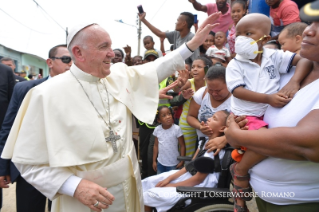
[157,162,176,174]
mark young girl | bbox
[144,110,229,212]
[153,106,186,174]
[228,0,247,58]
[199,31,215,56]
[178,57,212,157]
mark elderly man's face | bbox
[300,22,319,62]
[82,27,115,78]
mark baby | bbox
[278,22,308,54]
[206,31,231,66]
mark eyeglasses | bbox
[50,56,72,64]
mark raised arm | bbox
[225,110,319,162]
[138,13,166,38]
[188,0,208,12]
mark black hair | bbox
[155,106,174,124]
[221,110,230,125]
[199,31,216,54]
[205,65,226,82]
[193,56,213,73]
[170,45,174,51]
[180,12,194,29]
[264,40,281,49]
[143,35,154,42]
[132,55,142,60]
[231,0,247,10]
[113,48,124,58]
[48,44,67,58]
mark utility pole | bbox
[137,15,142,56]
[115,16,142,56]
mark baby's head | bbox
[143,36,155,50]
[214,31,227,48]
[278,22,308,54]
[206,110,229,137]
[236,13,271,50]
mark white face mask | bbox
[235,36,266,59]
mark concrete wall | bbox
[0,44,48,77]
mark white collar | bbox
[70,64,100,82]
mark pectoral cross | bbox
[105,130,121,153]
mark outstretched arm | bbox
[188,0,208,12]
[166,172,209,187]
[138,13,166,38]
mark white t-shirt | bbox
[153,124,183,166]
[206,45,231,62]
[193,87,231,139]
[250,67,319,205]
[226,48,295,116]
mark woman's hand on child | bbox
[199,121,213,136]
[176,161,184,169]
[224,114,242,148]
[152,162,157,172]
[155,178,171,187]
[267,93,292,108]
[205,136,227,154]
[279,81,300,98]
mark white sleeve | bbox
[273,50,296,74]
[14,163,76,200]
[226,60,245,93]
[58,175,82,197]
[176,125,183,138]
[193,87,206,105]
[156,43,192,82]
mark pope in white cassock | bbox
[2,13,220,212]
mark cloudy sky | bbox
[1,0,215,59]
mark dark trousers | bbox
[16,175,51,212]
[139,124,154,179]
[147,134,156,177]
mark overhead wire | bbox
[150,0,168,21]
[0,7,51,34]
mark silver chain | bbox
[70,70,112,131]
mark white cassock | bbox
[2,44,192,212]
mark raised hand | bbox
[181,88,194,99]
[123,45,131,55]
[138,12,146,21]
[186,12,221,51]
[159,80,179,99]
[177,70,189,87]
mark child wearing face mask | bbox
[226,13,312,212]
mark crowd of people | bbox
[0,0,319,212]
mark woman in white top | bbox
[225,14,319,212]
[187,65,231,152]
